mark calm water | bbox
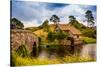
[34,44,96,60]
[80,44,96,60]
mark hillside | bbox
[25,21,96,39]
[25,27,40,32]
[69,21,86,31]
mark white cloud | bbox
[23,19,41,28]
[12,2,96,27]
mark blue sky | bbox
[11,1,96,28]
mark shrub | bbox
[47,31,68,43]
[56,32,68,40]
[47,32,56,42]
[16,44,29,57]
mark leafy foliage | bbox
[47,31,68,43]
[16,44,29,57]
[69,15,86,30]
[82,28,96,38]
[50,15,60,24]
[72,22,96,38]
[47,32,56,42]
[56,31,68,40]
[68,15,96,38]
[69,16,76,23]
[85,10,95,27]
[11,18,24,29]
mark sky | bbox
[11,1,97,28]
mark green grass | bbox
[11,53,95,66]
[12,54,62,66]
[63,55,95,63]
[81,37,96,44]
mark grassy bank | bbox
[12,54,61,66]
[81,37,96,44]
[11,54,95,66]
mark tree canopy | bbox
[11,18,24,29]
[68,15,84,29]
[69,16,76,23]
[50,15,60,24]
[85,10,95,27]
[47,31,68,42]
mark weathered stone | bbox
[11,29,39,53]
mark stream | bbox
[35,44,96,60]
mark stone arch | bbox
[16,45,29,57]
[11,30,39,55]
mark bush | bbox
[47,32,56,42]
[16,44,29,57]
[47,31,68,43]
[56,32,68,40]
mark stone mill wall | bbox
[11,29,39,53]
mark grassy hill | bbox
[69,21,86,31]
[25,27,40,32]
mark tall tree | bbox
[50,15,60,32]
[68,15,84,29]
[85,10,95,27]
[69,16,76,24]
[11,18,24,29]
[50,15,60,25]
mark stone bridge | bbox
[11,29,39,53]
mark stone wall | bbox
[11,29,39,53]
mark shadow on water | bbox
[31,43,96,61]
[32,44,84,59]
[31,43,96,63]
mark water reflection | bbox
[32,44,96,60]
[80,44,96,60]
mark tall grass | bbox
[63,55,95,63]
[12,54,62,66]
[11,53,95,66]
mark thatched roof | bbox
[50,24,82,35]
[59,24,82,35]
